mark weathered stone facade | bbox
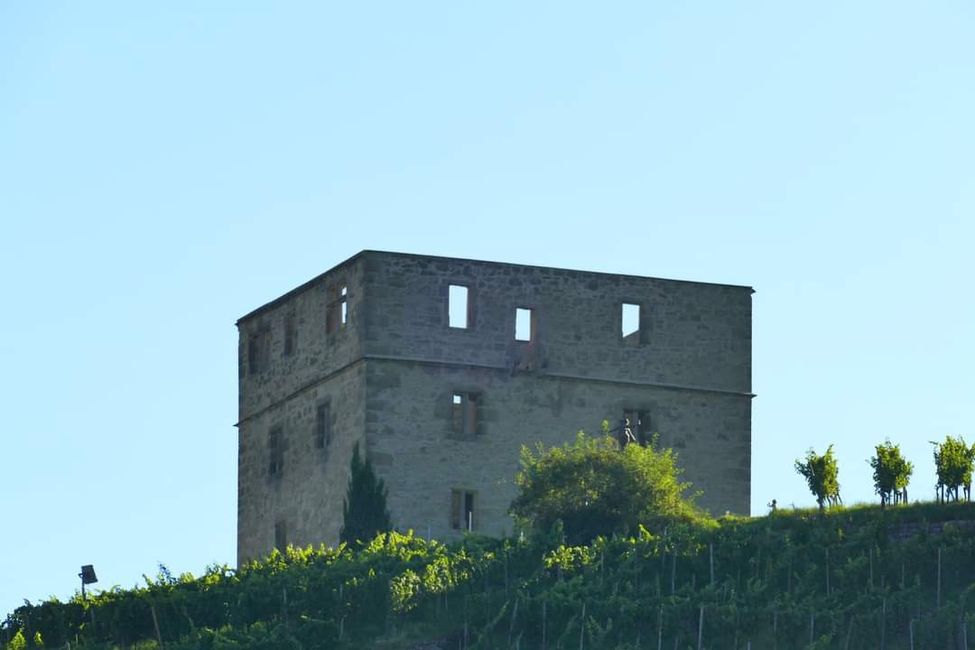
[237,251,753,564]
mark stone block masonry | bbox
[236,251,753,563]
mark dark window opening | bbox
[451,392,479,436]
[450,489,476,531]
[274,520,287,553]
[623,409,652,446]
[248,329,270,375]
[268,425,284,477]
[327,284,348,334]
[283,315,297,356]
[448,284,471,329]
[315,402,332,450]
[514,307,535,342]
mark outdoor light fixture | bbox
[79,564,98,600]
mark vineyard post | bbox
[150,604,164,648]
[697,606,704,650]
[880,597,886,650]
[541,599,546,650]
[579,601,586,650]
[507,597,519,648]
[844,614,854,650]
[709,543,714,586]
[937,546,942,608]
[909,618,914,650]
[772,610,778,650]
[657,605,662,650]
[809,611,814,645]
[869,547,874,590]
[282,586,288,626]
[825,547,830,597]
[670,555,676,595]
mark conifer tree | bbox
[340,443,392,544]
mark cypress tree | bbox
[340,443,392,544]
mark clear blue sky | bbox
[2,2,973,616]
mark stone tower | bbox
[236,251,752,563]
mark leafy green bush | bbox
[509,432,706,544]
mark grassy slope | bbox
[6,501,975,649]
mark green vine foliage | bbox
[8,503,975,649]
[933,435,975,502]
[869,439,913,506]
[795,445,841,512]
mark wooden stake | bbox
[657,606,663,650]
[909,618,915,650]
[825,547,830,596]
[671,554,676,595]
[709,543,715,586]
[697,606,704,650]
[542,599,547,650]
[150,604,164,648]
[579,602,586,650]
[937,546,943,608]
[869,547,873,589]
[880,598,886,650]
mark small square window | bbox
[448,284,471,329]
[450,489,476,531]
[514,307,535,342]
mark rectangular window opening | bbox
[327,284,348,334]
[451,392,479,436]
[622,409,652,446]
[283,315,297,357]
[274,520,287,553]
[621,302,641,342]
[268,425,284,477]
[448,284,470,329]
[248,329,270,375]
[315,403,332,450]
[514,307,535,342]
[450,489,476,531]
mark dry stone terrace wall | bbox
[237,251,753,561]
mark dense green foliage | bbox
[509,433,703,544]
[340,444,392,545]
[795,445,841,512]
[8,502,975,649]
[933,435,975,502]
[869,440,913,506]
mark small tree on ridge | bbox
[340,443,392,544]
[795,445,840,512]
[869,440,913,507]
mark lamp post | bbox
[79,565,98,601]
